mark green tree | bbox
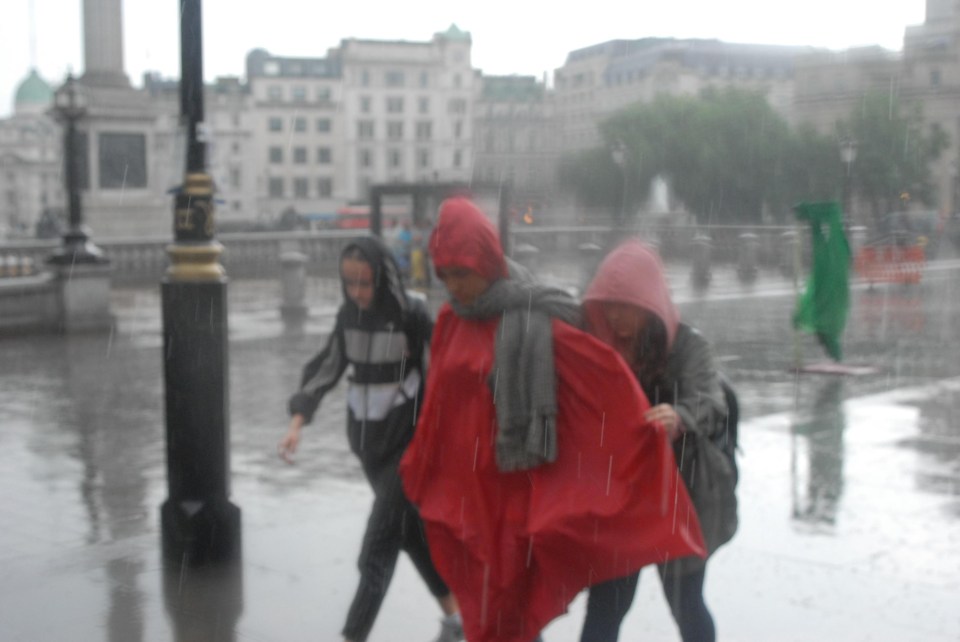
[606,88,798,224]
[556,147,647,225]
[769,125,845,217]
[560,88,845,225]
[837,90,948,224]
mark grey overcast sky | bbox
[0,0,927,118]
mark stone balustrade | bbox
[0,230,367,285]
[0,224,813,335]
[0,224,806,287]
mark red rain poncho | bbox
[400,199,705,641]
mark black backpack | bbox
[716,374,740,486]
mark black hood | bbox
[340,236,408,325]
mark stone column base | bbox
[54,262,114,332]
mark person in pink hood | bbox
[580,239,738,642]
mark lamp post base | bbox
[46,227,109,266]
[161,497,241,566]
[48,260,113,332]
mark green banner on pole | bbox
[792,202,851,361]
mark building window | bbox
[267,85,282,101]
[264,61,280,76]
[359,149,373,168]
[317,177,333,197]
[386,97,404,113]
[453,73,462,88]
[454,120,463,139]
[417,148,430,169]
[231,142,241,154]
[361,69,370,86]
[294,177,309,198]
[317,147,332,164]
[453,149,463,168]
[418,96,430,114]
[358,176,372,198]
[931,69,942,87]
[420,71,430,88]
[293,117,307,132]
[448,98,467,114]
[387,121,404,141]
[385,70,405,87]
[269,146,283,163]
[388,149,402,169]
[360,96,372,113]
[293,147,307,164]
[316,118,331,133]
[415,121,432,141]
[98,132,147,189]
[268,117,283,132]
[292,86,307,102]
[229,168,241,187]
[316,87,332,102]
[357,120,374,140]
[268,177,284,197]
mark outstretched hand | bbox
[278,415,305,464]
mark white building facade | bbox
[337,26,475,201]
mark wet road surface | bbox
[0,251,958,641]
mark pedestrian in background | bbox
[409,217,432,289]
[278,237,463,642]
[579,238,738,642]
[400,198,705,642]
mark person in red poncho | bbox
[580,239,738,642]
[399,198,706,642]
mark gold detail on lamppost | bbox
[166,172,225,281]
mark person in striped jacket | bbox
[279,236,462,642]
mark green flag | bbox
[792,202,851,361]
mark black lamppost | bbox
[48,73,106,265]
[160,0,241,566]
[840,139,857,224]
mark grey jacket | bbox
[653,324,738,573]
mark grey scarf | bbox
[451,260,580,471]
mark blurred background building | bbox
[1,0,957,237]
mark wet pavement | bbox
[1,247,959,641]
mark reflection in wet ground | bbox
[791,380,846,529]
[899,387,960,498]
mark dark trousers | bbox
[581,564,715,642]
[342,459,450,642]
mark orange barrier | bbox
[854,245,925,285]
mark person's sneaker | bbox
[432,613,464,642]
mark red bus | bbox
[335,204,411,230]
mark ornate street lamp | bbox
[48,73,106,265]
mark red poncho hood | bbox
[583,238,680,350]
[429,197,509,281]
